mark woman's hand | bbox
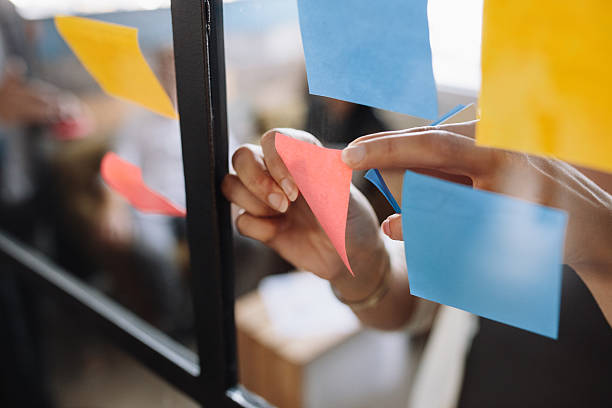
[95,191,133,250]
[342,120,612,324]
[222,129,389,301]
[0,60,61,125]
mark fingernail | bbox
[342,145,365,166]
[281,178,298,202]
[382,219,391,236]
[268,193,288,213]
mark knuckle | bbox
[430,131,458,160]
[486,149,514,175]
[252,170,272,190]
[260,224,278,245]
[384,138,397,157]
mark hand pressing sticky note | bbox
[55,16,177,119]
[365,104,477,212]
[275,133,353,275]
[477,1,612,172]
[297,0,438,119]
[401,171,567,338]
[101,152,186,217]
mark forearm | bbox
[570,215,612,327]
[580,267,612,327]
[566,168,612,326]
[330,235,417,330]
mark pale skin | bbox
[222,123,612,329]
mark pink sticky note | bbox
[100,152,186,217]
[275,133,353,275]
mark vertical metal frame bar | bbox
[172,0,260,406]
[171,0,232,404]
[172,1,272,405]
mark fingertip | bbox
[234,211,247,235]
[260,129,277,146]
[341,144,365,167]
[267,192,288,213]
[381,218,391,237]
[235,212,280,244]
[387,214,403,241]
[280,178,298,202]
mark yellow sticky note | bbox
[477,1,612,173]
[55,16,178,119]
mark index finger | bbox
[342,130,494,177]
[260,128,322,202]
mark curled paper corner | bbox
[365,169,401,214]
[100,152,186,217]
[274,132,354,276]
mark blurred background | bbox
[0,0,481,407]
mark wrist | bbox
[332,255,391,311]
[571,215,612,279]
[330,245,390,302]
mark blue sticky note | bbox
[364,105,465,213]
[365,169,402,213]
[297,0,438,119]
[401,171,567,338]
[431,104,466,125]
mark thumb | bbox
[382,214,403,241]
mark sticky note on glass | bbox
[275,133,353,275]
[101,152,186,217]
[365,168,401,213]
[297,0,438,119]
[401,171,567,338]
[55,16,177,119]
[477,1,612,173]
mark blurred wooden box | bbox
[235,291,359,408]
[235,288,414,408]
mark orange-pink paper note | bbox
[275,133,353,275]
[100,152,186,217]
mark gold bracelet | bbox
[331,260,391,312]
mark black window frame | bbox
[0,0,270,406]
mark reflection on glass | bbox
[0,1,194,346]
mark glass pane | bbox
[1,0,195,349]
[43,301,197,407]
[224,1,480,407]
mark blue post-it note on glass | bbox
[365,169,402,213]
[297,0,438,119]
[401,171,567,339]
